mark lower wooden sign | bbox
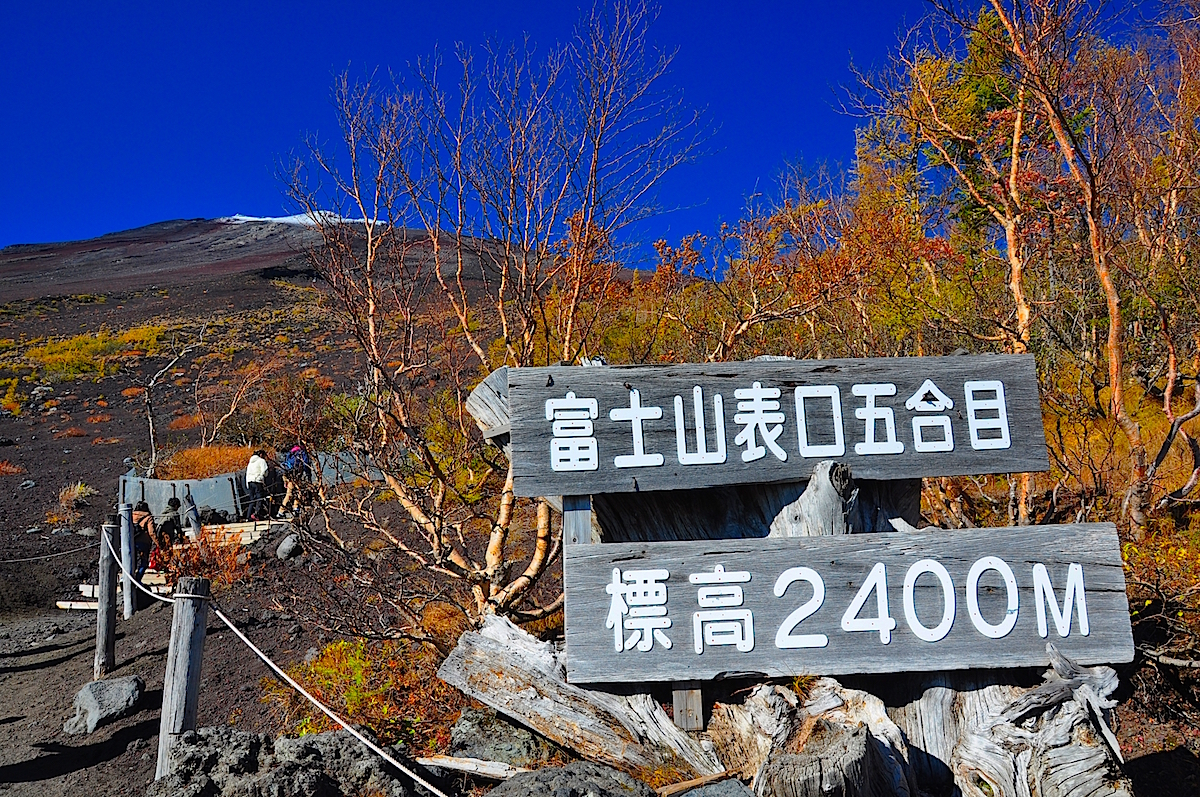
[563,523,1133,684]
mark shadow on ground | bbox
[0,714,159,783]
[1127,746,1200,795]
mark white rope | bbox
[103,531,176,605]
[209,604,451,797]
[0,541,99,563]
[102,528,452,797]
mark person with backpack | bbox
[246,449,269,521]
[131,501,157,580]
[277,443,312,520]
[159,496,183,545]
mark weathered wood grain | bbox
[467,365,512,458]
[563,524,1132,684]
[93,520,118,680]
[510,355,1048,496]
[948,645,1132,797]
[119,502,136,619]
[755,721,882,797]
[155,577,210,781]
[436,615,723,778]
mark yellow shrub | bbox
[25,325,166,380]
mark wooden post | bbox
[673,681,704,731]
[563,494,592,546]
[119,502,135,619]
[155,576,210,781]
[93,516,118,680]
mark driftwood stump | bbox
[438,615,724,779]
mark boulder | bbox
[147,727,414,797]
[681,780,755,797]
[450,707,556,768]
[276,533,302,560]
[63,675,143,734]
[487,761,655,797]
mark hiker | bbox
[159,496,183,545]
[277,443,312,519]
[246,448,269,521]
[131,500,157,580]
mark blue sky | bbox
[0,1,927,250]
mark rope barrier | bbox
[101,530,451,797]
[0,541,100,564]
[210,603,451,797]
[102,532,176,605]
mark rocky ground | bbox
[0,224,1197,796]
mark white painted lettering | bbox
[966,556,1019,639]
[841,562,896,644]
[610,389,665,468]
[794,385,846,458]
[902,559,956,642]
[774,567,828,649]
[674,386,727,465]
[1033,563,1090,638]
[853,384,904,455]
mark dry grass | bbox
[121,387,145,398]
[156,444,251,480]
[24,325,165,380]
[86,413,112,423]
[0,460,24,476]
[168,413,202,430]
[421,602,473,650]
[91,436,121,445]
[54,427,88,438]
[49,481,98,525]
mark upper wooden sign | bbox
[509,355,1048,497]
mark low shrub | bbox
[0,460,24,476]
[168,413,202,430]
[0,378,22,414]
[261,638,467,753]
[86,413,112,423]
[49,481,98,525]
[156,444,251,479]
[157,526,249,588]
[25,325,165,380]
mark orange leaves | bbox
[156,445,251,480]
[86,413,112,423]
[158,526,250,589]
[0,461,24,476]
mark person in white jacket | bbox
[246,449,269,521]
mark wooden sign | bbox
[510,355,1048,497]
[562,523,1133,684]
